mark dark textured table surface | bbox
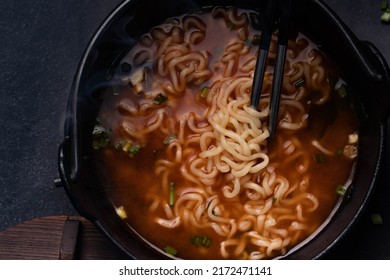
[1,0,389,259]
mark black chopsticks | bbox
[250,0,293,137]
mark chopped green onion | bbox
[92,127,110,150]
[92,135,110,150]
[115,206,128,219]
[336,184,346,196]
[226,20,234,30]
[191,235,211,248]
[293,78,305,88]
[163,133,176,145]
[129,144,141,158]
[114,139,125,149]
[337,84,348,98]
[200,86,209,99]
[191,236,201,246]
[381,10,390,23]
[272,197,277,203]
[201,236,211,247]
[154,93,168,105]
[371,213,383,225]
[169,182,175,207]
[120,141,141,158]
[164,246,177,256]
[314,153,326,163]
[122,141,132,153]
[381,1,388,10]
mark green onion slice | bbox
[169,182,175,207]
[191,235,211,248]
[337,84,348,98]
[335,79,348,98]
[371,213,384,225]
[200,86,209,99]
[92,126,110,150]
[114,139,125,149]
[336,185,346,196]
[164,246,177,256]
[120,141,141,157]
[129,144,141,158]
[122,141,132,152]
[381,11,390,23]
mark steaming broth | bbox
[93,8,358,259]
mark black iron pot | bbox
[58,0,390,259]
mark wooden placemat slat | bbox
[0,216,128,260]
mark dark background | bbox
[0,0,389,259]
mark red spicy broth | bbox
[93,7,358,259]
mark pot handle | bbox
[309,0,384,83]
[58,137,97,222]
[359,40,390,86]
[359,40,390,122]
